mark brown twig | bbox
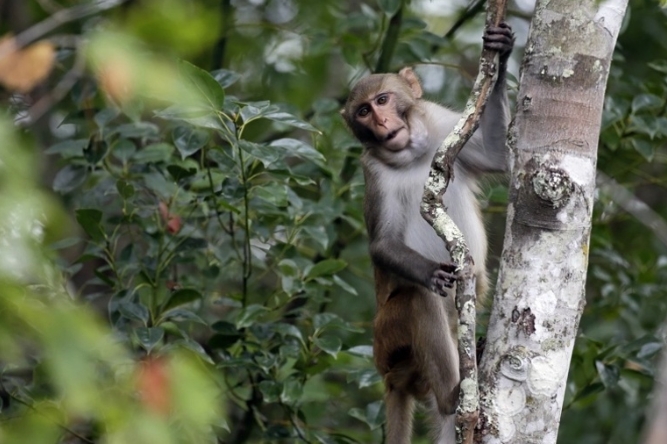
[3,0,127,56]
[419,1,508,443]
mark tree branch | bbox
[374,0,405,73]
[419,0,508,442]
[5,0,127,54]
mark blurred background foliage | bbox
[0,0,666,443]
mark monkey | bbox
[340,23,514,444]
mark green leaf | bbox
[135,327,164,352]
[83,139,109,165]
[116,179,135,199]
[259,380,282,403]
[53,165,88,194]
[314,313,341,330]
[119,301,150,324]
[264,112,320,133]
[48,237,81,250]
[314,313,364,334]
[377,0,401,15]
[333,275,358,295]
[631,138,654,162]
[347,368,381,388]
[94,108,120,128]
[306,259,347,279]
[172,126,210,159]
[75,209,105,242]
[253,183,288,207]
[236,304,269,329]
[631,93,663,113]
[270,138,326,166]
[179,60,225,110]
[45,139,87,158]
[638,342,662,359]
[208,333,240,350]
[346,345,373,359]
[277,259,300,277]
[595,360,620,388]
[177,237,208,250]
[154,105,227,131]
[212,320,240,335]
[113,122,159,139]
[163,288,203,312]
[314,335,342,358]
[170,338,214,364]
[273,323,304,344]
[112,139,136,162]
[648,60,667,73]
[349,400,384,430]
[211,69,241,88]
[571,381,604,404]
[167,165,197,181]
[133,143,175,164]
[280,378,303,406]
[239,101,271,122]
[160,308,207,325]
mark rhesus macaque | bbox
[340,24,514,444]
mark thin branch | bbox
[17,37,86,126]
[211,0,233,69]
[596,171,667,247]
[7,0,127,54]
[445,0,486,40]
[419,0,508,443]
[374,1,405,73]
[35,0,63,15]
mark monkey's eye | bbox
[376,94,388,105]
[357,107,370,117]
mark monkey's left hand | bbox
[430,263,459,297]
[483,22,515,66]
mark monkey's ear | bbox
[398,67,423,99]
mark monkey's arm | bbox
[365,191,456,296]
[369,236,456,296]
[460,23,514,174]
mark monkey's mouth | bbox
[385,127,405,141]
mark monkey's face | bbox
[341,72,420,153]
[353,92,411,151]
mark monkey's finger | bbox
[439,262,458,273]
[431,279,453,297]
[486,25,514,37]
[483,33,514,44]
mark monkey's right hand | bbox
[430,263,459,297]
[483,22,515,66]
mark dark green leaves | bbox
[179,60,225,110]
[172,126,209,159]
[162,289,203,312]
[377,0,401,15]
[75,209,105,243]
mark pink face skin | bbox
[355,92,410,151]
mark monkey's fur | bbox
[341,24,514,444]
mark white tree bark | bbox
[477,1,628,443]
[643,331,667,444]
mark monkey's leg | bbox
[427,396,456,444]
[384,386,415,444]
[412,294,460,444]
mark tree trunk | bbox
[643,341,667,444]
[477,1,628,443]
